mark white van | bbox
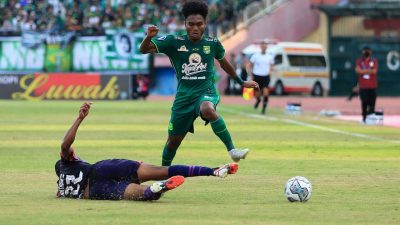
[243,42,330,96]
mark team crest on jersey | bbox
[178,45,189,52]
[182,53,208,76]
[203,46,210,54]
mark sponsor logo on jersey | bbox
[203,46,210,54]
[178,45,189,52]
[175,36,185,40]
[205,37,218,42]
[157,36,167,41]
[182,53,207,76]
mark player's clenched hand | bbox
[243,80,260,92]
[79,102,92,119]
[146,25,159,38]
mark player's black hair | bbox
[182,0,208,20]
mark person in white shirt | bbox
[248,41,274,114]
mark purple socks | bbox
[168,165,214,177]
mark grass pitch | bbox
[0,100,399,225]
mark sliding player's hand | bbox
[243,80,260,92]
[79,102,92,120]
[146,25,159,38]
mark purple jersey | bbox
[55,151,92,199]
[55,149,142,200]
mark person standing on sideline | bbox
[248,41,274,114]
[355,46,378,123]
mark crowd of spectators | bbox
[0,0,260,37]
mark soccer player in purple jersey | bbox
[55,102,238,201]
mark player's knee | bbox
[200,107,217,121]
[167,139,181,150]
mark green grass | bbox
[0,100,399,225]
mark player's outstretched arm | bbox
[60,102,92,159]
[139,25,159,54]
[218,57,259,91]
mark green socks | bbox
[162,144,177,166]
[210,116,235,151]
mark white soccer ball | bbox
[284,176,312,202]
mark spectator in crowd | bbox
[0,0,254,36]
[135,74,150,100]
[236,52,248,83]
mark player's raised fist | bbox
[146,25,159,38]
[79,102,92,119]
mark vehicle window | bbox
[287,55,326,67]
[274,54,282,65]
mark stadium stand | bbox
[0,0,261,36]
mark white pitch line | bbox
[220,107,400,144]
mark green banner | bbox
[45,44,72,72]
[0,32,149,74]
[0,37,45,72]
[72,34,149,73]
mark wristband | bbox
[234,76,244,85]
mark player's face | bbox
[185,15,206,41]
[261,43,267,52]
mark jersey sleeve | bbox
[249,54,256,64]
[151,35,175,56]
[269,55,275,65]
[215,39,225,60]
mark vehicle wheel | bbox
[311,82,323,96]
[274,81,284,96]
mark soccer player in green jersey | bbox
[139,0,259,166]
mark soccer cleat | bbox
[150,176,185,193]
[229,148,250,162]
[213,163,239,178]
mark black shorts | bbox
[88,159,141,200]
[253,75,270,89]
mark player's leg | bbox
[261,76,270,115]
[253,75,262,109]
[200,101,249,162]
[162,134,185,166]
[162,109,195,166]
[369,89,377,114]
[123,177,185,201]
[137,162,239,182]
[359,89,368,122]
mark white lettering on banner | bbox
[73,39,148,71]
[0,41,44,70]
[387,51,400,71]
[111,59,129,69]
[0,75,18,84]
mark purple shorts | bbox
[88,159,141,200]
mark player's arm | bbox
[355,60,377,74]
[218,57,259,90]
[60,102,92,159]
[139,25,159,54]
